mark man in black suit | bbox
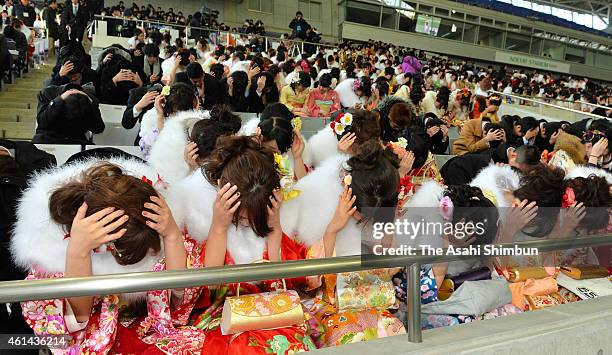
[174,62,222,110]
[33,83,104,144]
[122,85,157,145]
[12,0,36,27]
[61,0,86,45]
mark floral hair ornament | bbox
[439,195,454,221]
[562,187,576,209]
[343,173,352,187]
[141,175,153,186]
[274,153,301,201]
[352,78,362,93]
[291,117,302,133]
[161,85,171,96]
[330,111,353,138]
[386,137,408,159]
[397,175,415,208]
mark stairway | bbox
[0,64,53,140]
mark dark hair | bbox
[190,105,241,160]
[403,130,429,169]
[436,87,450,110]
[258,117,294,153]
[333,109,381,146]
[164,82,196,116]
[185,62,204,79]
[518,116,538,135]
[228,70,248,100]
[210,63,225,80]
[64,56,84,75]
[204,136,280,237]
[355,76,372,97]
[566,175,612,231]
[319,73,332,88]
[49,163,161,265]
[261,103,293,122]
[513,165,565,238]
[345,140,399,225]
[291,71,311,91]
[63,92,95,134]
[143,43,160,57]
[444,185,499,245]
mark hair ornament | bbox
[330,111,353,138]
[343,173,352,187]
[291,117,302,133]
[562,187,576,209]
[274,153,301,201]
[397,175,415,208]
[481,188,498,207]
[141,175,153,186]
[439,195,454,221]
[161,85,171,96]
[352,78,362,92]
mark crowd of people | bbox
[0,3,611,354]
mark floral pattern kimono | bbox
[183,234,316,355]
[409,152,444,187]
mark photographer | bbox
[288,11,310,40]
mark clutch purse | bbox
[335,269,396,311]
[220,279,305,335]
[506,267,549,282]
[525,293,567,310]
[560,265,609,280]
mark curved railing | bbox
[1,234,610,343]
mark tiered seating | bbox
[0,64,52,140]
[95,104,140,146]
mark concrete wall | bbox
[315,295,612,354]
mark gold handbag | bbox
[220,279,305,335]
[560,265,609,280]
[335,269,396,311]
[506,267,549,282]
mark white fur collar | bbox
[280,155,362,255]
[239,117,313,168]
[469,164,521,208]
[147,109,210,184]
[565,165,612,184]
[307,126,338,168]
[166,170,267,264]
[11,157,162,278]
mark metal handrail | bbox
[498,91,610,111]
[92,15,338,50]
[1,234,611,343]
[490,90,610,120]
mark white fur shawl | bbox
[469,164,521,209]
[239,117,313,168]
[147,109,210,185]
[565,165,612,184]
[280,154,364,256]
[165,170,267,265]
[307,126,339,168]
[11,157,162,278]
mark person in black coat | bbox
[421,112,450,154]
[122,85,158,145]
[174,62,222,110]
[247,71,279,113]
[0,141,55,340]
[43,0,60,56]
[98,55,144,105]
[12,0,36,27]
[32,83,105,144]
[49,55,100,95]
[221,70,249,112]
[3,19,27,63]
[288,11,310,40]
[61,0,87,45]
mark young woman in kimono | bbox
[12,157,205,354]
[280,140,406,348]
[146,104,242,184]
[240,103,312,180]
[165,135,316,355]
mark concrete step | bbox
[1,122,36,140]
[0,102,31,109]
